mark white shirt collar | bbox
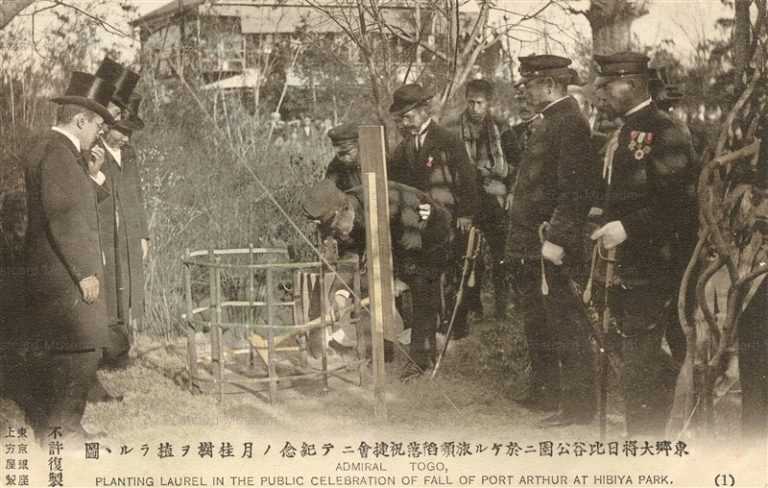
[624,97,653,117]
[539,96,570,116]
[51,126,81,152]
[103,139,122,167]
[416,118,432,146]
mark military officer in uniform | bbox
[455,79,521,320]
[507,55,599,426]
[303,179,453,380]
[591,52,695,437]
[387,83,480,342]
[324,122,362,191]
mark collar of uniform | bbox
[51,126,81,153]
[539,96,571,117]
[102,138,122,167]
[624,97,653,118]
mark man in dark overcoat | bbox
[93,94,149,371]
[303,179,453,381]
[507,55,600,426]
[90,58,147,373]
[387,83,480,342]
[591,52,696,437]
[11,71,115,441]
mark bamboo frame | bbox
[182,247,366,403]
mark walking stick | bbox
[431,226,482,379]
[598,245,616,441]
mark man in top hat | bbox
[590,52,695,437]
[453,78,521,321]
[90,91,149,378]
[303,178,453,381]
[507,54,599,427]
[10,71,115,440]
[84,58,147,403]
[324,122,362,191]
[96,56,140,120]
[387,83,480,350]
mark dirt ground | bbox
[0,294,742,445]
[82,310,625,444]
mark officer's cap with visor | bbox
[594,51,651,89]
[515,54,574,87]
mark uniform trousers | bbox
[510,259,594,416]
[609,282,679,437]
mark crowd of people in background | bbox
[0,46,760,447]
[302,51,766,442]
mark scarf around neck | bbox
[459,111,507,180]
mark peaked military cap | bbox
[327,122,358,146]
[516,54,573,86]
[656,84,686,109]
[594,51,650,80]
[389,83,433,115]
[303,179,348,222]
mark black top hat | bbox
[95,56,140,110]
[114,94,145,134]
[389,84,433,115]
[51,71,116,125]
[516,54,573,86]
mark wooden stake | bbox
[359,125,393,421]
[184,249,198,391]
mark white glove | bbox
[541,241,565,266]
[590,220,627,249]
[418,203,431,221]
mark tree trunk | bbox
[592,18,633,54]
[733,0,752,77]
[584,0,648,54]
[0,0,36,30]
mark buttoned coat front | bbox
[21,130,109,352]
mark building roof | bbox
[131,0,205,27]
[131,0,432,33]
[202,68,259,90]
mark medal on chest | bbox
[627,130,654,160]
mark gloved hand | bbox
[541,241,565,266]
[418,203,431,221]
[590,220,627,249]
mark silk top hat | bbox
[594,52,650,87]
[51,71,116,125]
[327,122,358,146]
[95,56,140,110]
[515,54,573,86]
[303,179,347,222]
[389,84,433,115]
[114,94,145,134]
